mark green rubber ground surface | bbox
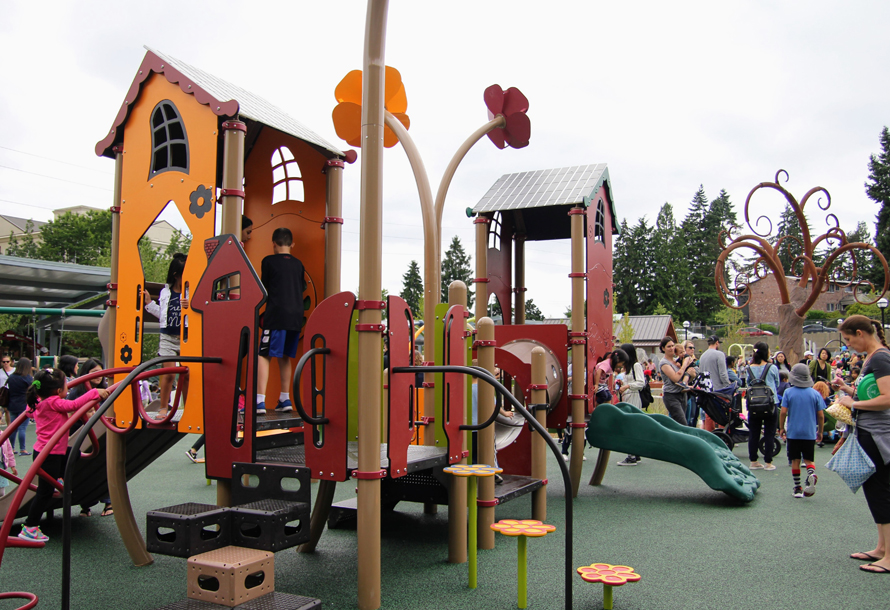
[1,430,887,610]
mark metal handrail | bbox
[291,347,332,426]
[392,363,574,610]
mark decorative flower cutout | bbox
[332,66,410,149]
[577,564,641,586]
[444,464,503,477]
[189,185,213,219]
[483,85,530,149]
[491,519,556,537]
[120,345,133,365]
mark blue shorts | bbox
[259,329,298,359]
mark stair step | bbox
[146,502,231,558]
[229,499,310,552]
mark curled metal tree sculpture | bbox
[715,170,889,363]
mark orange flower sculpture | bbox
[577,564,641,586]
[332,66,410,148]
[444,464,502,477]
[491,519,556,537]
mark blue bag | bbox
[825,430,876,493]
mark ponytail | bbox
[26,368,65,410]
[872,320,888,349]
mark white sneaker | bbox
[804,472,818,497]
[763,463,776,471]
[749,461,764,470]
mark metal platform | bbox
[156,592,320,610]
[255,443,448,474]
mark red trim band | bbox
[351,469,387,480]
[528,384,548,390]
[568,394,588,400]
[106,283,118,290]
[419,416,435,424]
[321,216,344,229]
[473,217,492,224]
[568,272,586,278]
[568,208,586,216]
[570,422,587,428]
[355,324,385,332]
[568,332,587,337]
[221,120,247,132]
[106,300,117,307]
[513,287,528,293]
[569,339,587,345]
[541,478,548,485]
[462,330,476,339]
[471,278,490,284]
[422,382,435,388]
[109,206,121,213]
[462,450,470,458]
[112,145,124,154]
[325,159,346,169]
[463,310,471,318]
[477,499,499,507]
[220,188,244,198]
[356,300,386,310]
[422,361,437,367]
[473,340,497,348]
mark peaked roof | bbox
[0,215,47,232]
[472,164,619,233]
[96,48,343,160]
[614,315,677,347]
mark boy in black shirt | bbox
[256,228,307,414]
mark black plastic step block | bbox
[229,499,310,552]
[147,502,232,558]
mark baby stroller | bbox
[687,379,745,450]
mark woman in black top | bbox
[834,316,890,573]
[6,358,33,455]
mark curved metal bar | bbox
[393,363,573,610]
[0,591,38,610]
[134,366,189,425]
[291,347,332,426]
[60,355,221,610]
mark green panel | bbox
[347,310,360,442]
[433,303,450,448]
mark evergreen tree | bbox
[773,204,806,273]
[441,236,474,307]
[612,217,654,315]
[524,299,545,321]
[399,260,424,315]
[865,126,890,286]
[838,221,873,282]
[651,203,695,322]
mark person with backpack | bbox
[747,341,780,471]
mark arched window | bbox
[272,147,303,204]
[594,199,606,243]
[150,101,189,176]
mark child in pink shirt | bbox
[0,437,15,496]
[18,368,108,542]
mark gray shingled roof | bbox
[614,315,677,347]
[1,215,47,232]
[148,47,343,158]
[473,164,611,213]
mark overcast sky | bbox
[2,1,888,318]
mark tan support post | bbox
[299,158,345,554]
[476,318,496,549]
[515,234,525,324]
[447,281,468,564]
[570,206,586,497]
[105,148,153,567]
[530,346,547,520]
[357,2,388,608]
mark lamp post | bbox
[878,297,888,330]
[837,318,844,349]
[683,321,690,342]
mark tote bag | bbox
[825,430,876,493]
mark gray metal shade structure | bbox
[470,164,619,241]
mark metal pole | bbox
[569,206,586,495]
[357,2,388,608]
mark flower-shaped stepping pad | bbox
[492,520,556,608]
[577,563,641,610]
[491,519,556,537]
[444,464,502,477]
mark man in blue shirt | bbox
[779,363,825,498]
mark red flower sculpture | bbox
[577,563,641,586]
[484,85,530,149]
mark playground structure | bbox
[0,5,761,610]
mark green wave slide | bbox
[585,403,761,501]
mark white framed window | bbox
[271,147,303,204]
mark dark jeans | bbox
[661,392,688,425]
[858,429,890,524]
[748,411,777,463]
[191,435,205,452]
[25,453,63,527]
[8,408,28,452]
